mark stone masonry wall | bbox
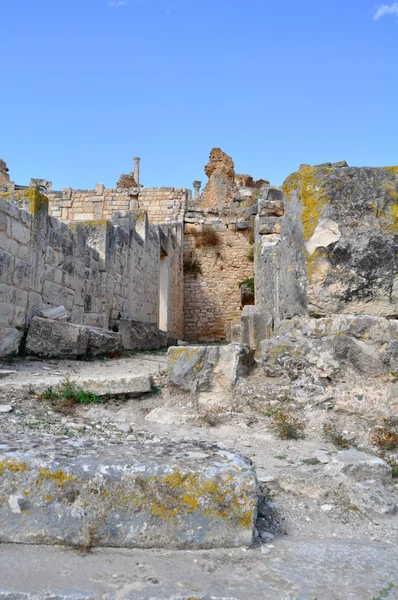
[183,208,255,342]
[0,194,183,357]
[47,186,190,226]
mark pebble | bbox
[117,422,132,434]
[0,405,13,414]
[321,504,335,512]
[261,547,271,555]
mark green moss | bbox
[239,278,255,293]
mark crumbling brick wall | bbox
[183,210,254,342]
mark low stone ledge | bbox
[0,435,258,550]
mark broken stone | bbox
[40,305,68,321]
[326,450,392,485]
[167,343,255,394]
[0,405,13,413]
[86,326,122,356]
[0,435,258,549]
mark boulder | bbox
[26,317,88,359]
[325,450,392,485]
[0,435,258,549]
[167,344,255,394]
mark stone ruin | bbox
[1,151,398,567]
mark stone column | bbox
[192,180,202,199]
[134,157,141,186]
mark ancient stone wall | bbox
[47,186,190,226]
[183,208,254,342]
[0,194,183,357]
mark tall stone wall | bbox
[47,186,190,226]
[0,194,183,357]
[183,208,254,342]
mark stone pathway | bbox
[0,540,396,599]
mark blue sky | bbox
[1,0,398,190]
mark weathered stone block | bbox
[0,327,23,358]
[241,306,272,353]
[86,325,122,356]
[0,435,257,549]
[119,319,177,351]
[26,317,89,359]
[167,343,255,393]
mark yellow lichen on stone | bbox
[306,248,330,284]
[0,459,30,477]
[37,468,77,488]
[282,167,327,241]
[24,188,49,215]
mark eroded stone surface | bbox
[0,435,257,549]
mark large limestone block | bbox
[0,435,258,549]
[86,326,122,356]
[241,306,273,354]
[119,319,177,351]
[26,317,88,359]
[326,450,392,485]
[260,165,398,322]
[167,344,255,393]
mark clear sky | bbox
[1,0,398,191]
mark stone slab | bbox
[0,540,396,599]
[0,435,257,550]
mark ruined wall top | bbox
[198,148,270,209]
[0,159,10,185]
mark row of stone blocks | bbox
[25,316,178,359]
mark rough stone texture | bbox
[167,343,255,394]
[40,305,68,321]
[325,450,392,484]
[26,317,89,359]
[257,165,398,324]
[0,541,397,600]
[86,325,122,356]
[116,173,138,188]
[241,306,272,354]
[262,314,398,382]
[0,193,184,356]
[0,159,10,185]
[0,435,257,549]
[119,319,177,351]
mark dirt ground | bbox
[0,352,397,599]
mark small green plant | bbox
[239,278,255,294]
[247,248,254,262]
[302,458,321,465]
[323,424,351,449]
[272,411,305,440]
[372,582,394,600]
[40,378,102,414]
[372,419,398,452]
[382,455,398,478]
[152,385,162,397]
[274,455,287,460]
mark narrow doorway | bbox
[159,250,169,332]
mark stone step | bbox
[0,435,257,550]
[0,540,396,599]
[0,373,153,397]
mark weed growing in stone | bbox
[302,458,321,465]
[372,582,394,600]
[372,419,398,452]
[199,406,228,427]
[323,424,351,449]
[272,411,305,440]
[41,378,102,414]
[192,225,220,247]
